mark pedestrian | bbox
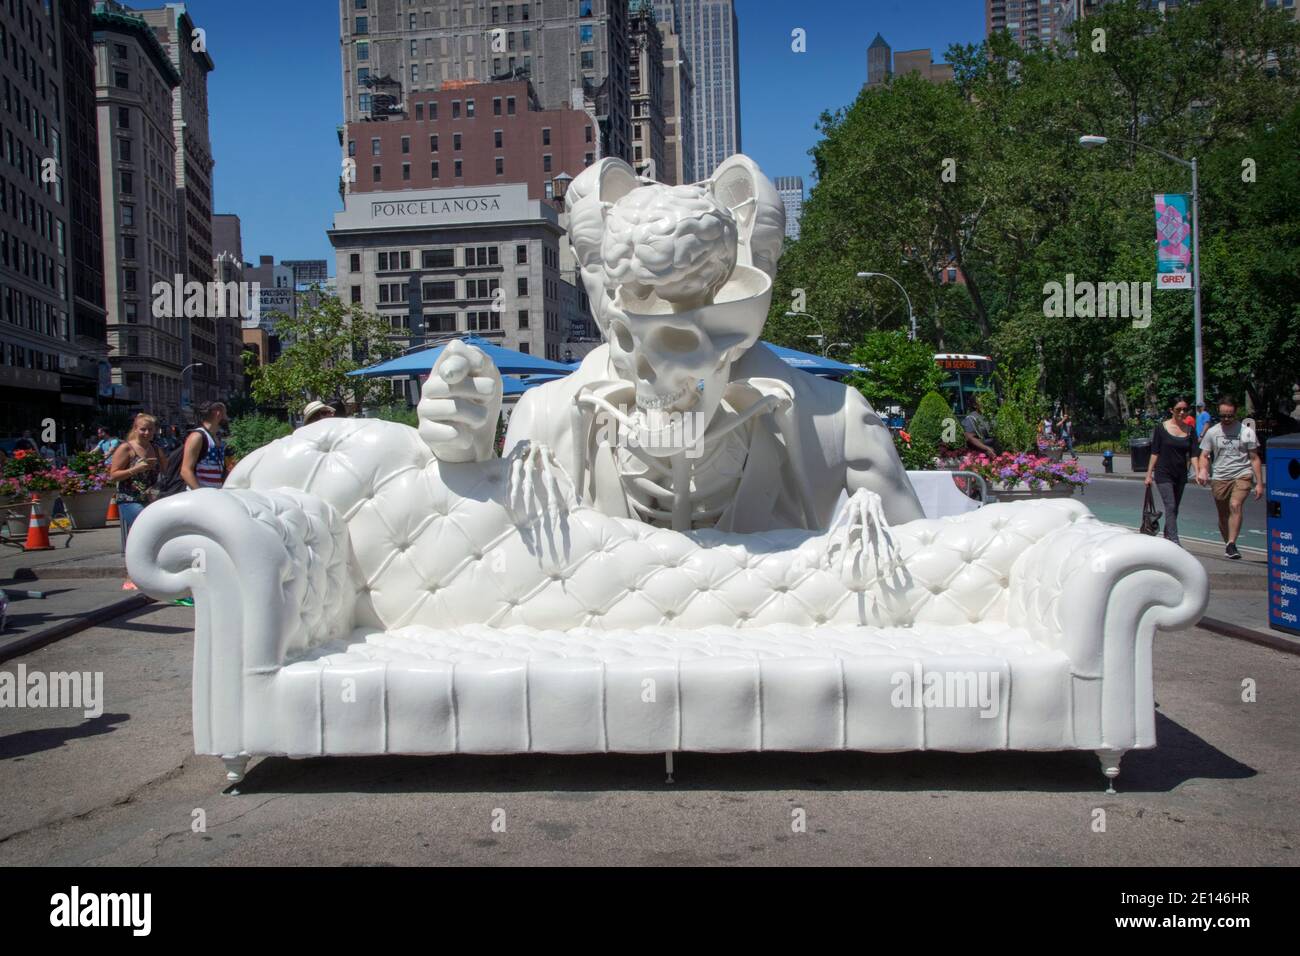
[92,425,120,458]
[1056,407,1076,459]
[107,413,168,588]
[962,392,998,457]
[1196,396,1264,560]
[301,399,336,427]
[180,401,228,490]
[1194,404,1212,441]
[1144,397,1198,546]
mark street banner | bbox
[1154,194,1193,290]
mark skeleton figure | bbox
[419,155,924,533]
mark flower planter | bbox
[62,488,115,529]
[991,483,1078,502]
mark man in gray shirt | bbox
[1196,396,1263,559]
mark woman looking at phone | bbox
[108,414,168,584]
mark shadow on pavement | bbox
[229,712,1254,796]
[0,712,130,760]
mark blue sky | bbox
[184,0,986,270]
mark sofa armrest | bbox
[125,488,356,754]
[1006,517,1208,748]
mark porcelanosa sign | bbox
[338,184,534,228]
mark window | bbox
[452,100,461,119]
[584,152,594,165]
[422,281,456,301]
[516,244,527,264]
[114,43,128,59]
[579,0,593,16]
[119,138,131,161]
[356,41,369,61]
[453,133,461,150]
[117,107,129,128]
[543,154,551,172]
[120,171,133,194]
[467,278,492,299]
[355,16,368,34]
[425,313,456,333]
[124,269,137,292]
[493,97,501,115]
[351,285,361,304]
[415,103,423,120]
[359,93,371,113]
[466,99,475,117]
[348,139,356,156]
[402,162,410,181]
[518,341,530,353]
[411,64,419,84]
[372,164,381,182]
[121,204,134,226]
[466,246,499,267]
[422,249,454,268]
[123,236,135,259]
[410,40,418,57]
[580,24,593,44]
[585,126,592,142]
[495,157,503,175]
[429,101,437,120]
[542,127,550,146]
[507,96,516,115]
[371,137,381,155]
[517,277,528,296]
[350,253,361,272]
[114,71,129,89]
[581,51,594,70]
[401,136,410,153]
[378,252,389,271]
[518,309,529,329]
[430,160,439,179]
[522,2,530,21]
[494,129,503,148]
[430,134,438,151]
[454,159,462,177]
[466,310,500,332]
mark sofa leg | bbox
[1096,749,1124,794]
[222,754,249,794]
[664,751,675,784]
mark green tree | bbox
[249,293,399,411]
[226,414,292,458]
[844,330,944,415]
[909,390,956,450]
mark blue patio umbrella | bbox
[760,342,862,378]
[348,335,574,379]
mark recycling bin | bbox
[1266,433,1300,636]
[1129,437,1152,473]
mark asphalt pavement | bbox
[0,602,1295,866]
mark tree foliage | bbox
[772,0,1300,424]
[844,330,944,414]
[248,291,400,411]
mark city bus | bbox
[935,353,995,416]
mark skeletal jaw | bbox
[635,381,700,414]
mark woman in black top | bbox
[1144,397,1198,545]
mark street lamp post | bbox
[1078,134,1203,410]
[856,272,916,342]
[784,311,832,356]
[180,362,203,415]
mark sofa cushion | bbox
[264,621,1076,755]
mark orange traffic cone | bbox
[23,494,54,551]
[105,497,120,523]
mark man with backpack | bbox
[180,402,229,490]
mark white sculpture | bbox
[125,419,1209,791]
[421,155,924,532]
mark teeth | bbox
[637,383,691,411]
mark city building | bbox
[60,0,110,424]
[865,34,953,87]
[343,78,597,202]
[654,0,741,177]
[773,176,804,241]
[93,1,185,424]
[0,0,108,435]
[139,2,217,408]
[243,254,295,334]
[629,0,665,181]
[658,19,694,185]
[283,259,330,289]
[328,183,571,371]
[210,212,246,399]
[338,0,633,163]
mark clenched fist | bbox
[417,340,503,462]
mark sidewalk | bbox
[0,527,147,662]
[1076,452,1142,480]
[1179,537,1295,654]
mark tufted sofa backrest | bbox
[228,420,1090,634]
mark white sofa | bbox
[125,419,1208,790]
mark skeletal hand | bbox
[417,340,503,463]
[505,441,577,527]
[822,487,902,586]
